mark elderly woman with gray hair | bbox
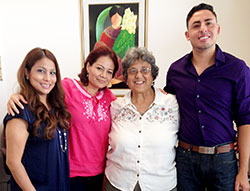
[105,47,179,191]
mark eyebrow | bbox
[129,66,150,70]
[192,18,214,24]
[204,18,214,22]
[37,66,56,71]
[96,64,114,71]
[191,18,215,28]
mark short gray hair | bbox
[122,47,159,82]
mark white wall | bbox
[1,0,250,121]
[0,0,81,121]
[148,0,250,88]
[0,0,250,184]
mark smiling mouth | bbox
[135,81,144,85]
[199,36,209,40]
[41,84,51,89]
[97,79,107,84]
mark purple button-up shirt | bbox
[164,45,250,146]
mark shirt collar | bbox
[73,79,104,100]
[185,44,226,68]
[122,87,162,108]
[214,45,226,67]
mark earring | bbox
[86,73,88,78]
[26,76,29,80]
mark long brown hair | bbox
[17,47,71,139]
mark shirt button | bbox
[197,79,201,83]
[138,145,141,148]
[201,125,205,129]
[137,160,140,163]
[197,94,200,98]
[198,110,202,113]
[139,130,142,133]
[139,117,142,120]
[137,174,139,177]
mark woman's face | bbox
[111,13,122,29]
[126,59,153,94]
[25,57,57,102]
[87,55,115,91]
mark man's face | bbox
[185,10,220,51]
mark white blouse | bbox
[105,88,180,191]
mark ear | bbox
[86,62,90,73]
[24,68,30,80]
[185,31,190,41]
[217,24,221,35]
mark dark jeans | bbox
[176,146,238,191]
[70,173,104,191]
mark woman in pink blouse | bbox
[7,45,119,191]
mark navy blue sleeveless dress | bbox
[3,104,70,191]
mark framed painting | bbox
[80,0,148,96]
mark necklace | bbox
[57,129,67,152]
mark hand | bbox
[234,141,239,154]
[158,88,168,95]
[234,171,250,191]
[7,94,27,116]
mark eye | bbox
[50,71,56,75]
[97,66,104,71]
[37,69,45,73]
[192,24,200,29]
[128,68,137,75]
[107,70,113,75]
[141,67,151,75]
[206,21,213,27]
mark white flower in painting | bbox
[122,8,137,34]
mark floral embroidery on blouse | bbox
[113,107,137,123]
[82,99,109,122]
[146,105,177,124]
[114,104,177,124]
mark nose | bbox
[44,72,51,81]
[200,23,207,33]
[100,70,108,78]
[134,70,143,78]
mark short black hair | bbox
[109,6,125,18]
[186,3,217,28]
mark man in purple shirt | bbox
[164,3,250,191]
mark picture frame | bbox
[110,88,131,98]
[80,0,148,63]
[80,0,148,97]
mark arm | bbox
[163,66,176,94]
[7,94,27,116]
[6,118,36,191]
[235,124,250,191]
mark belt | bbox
[178,141,234,154]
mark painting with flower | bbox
[113,7,138,58]
[81,0,147,90]
[94,5,138,58]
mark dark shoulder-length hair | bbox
[17,47,71,140]
[78,46,119,86]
